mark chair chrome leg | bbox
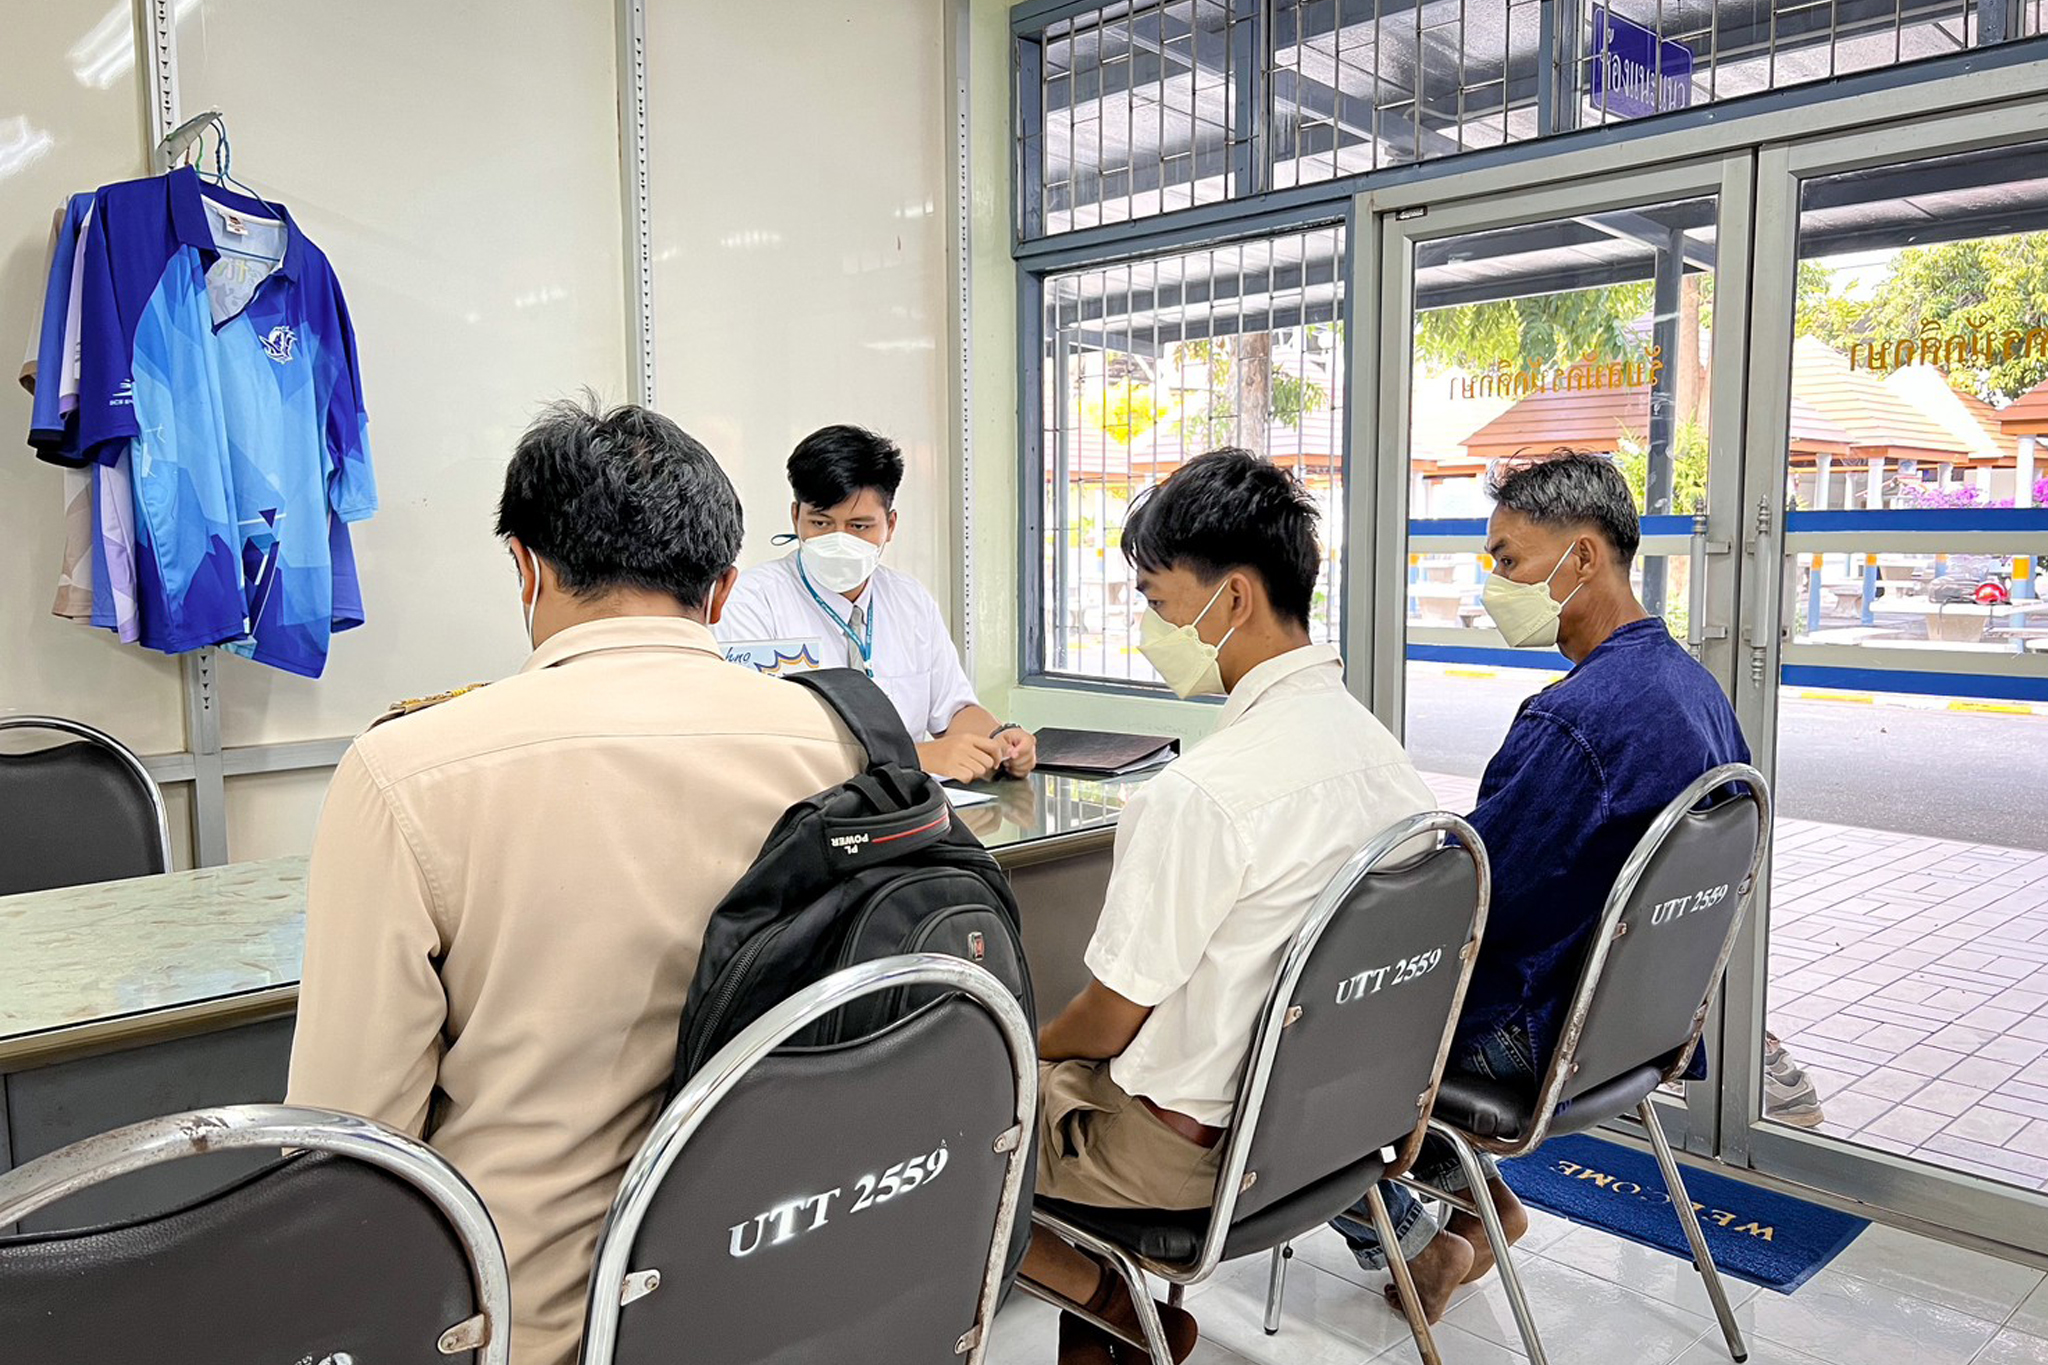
[1370,1185,1443,1365]
[1263,1244,1291,1335]
[1437,1122,1548,1365]
[1640,1101,1750,1363]
[1094,1240,1177,1362]
[1168,1281,1185,1308]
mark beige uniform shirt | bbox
[286,617,863,1365]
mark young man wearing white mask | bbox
[1331,450,1751,1322]
[1019,449,1433,1365]
[715,424,1036,782]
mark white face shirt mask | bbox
[521,545,543,647]
[797,531,883,595]
[1482,541,1584,649]
[1137,579,1237,698]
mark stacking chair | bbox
[0,1104,511,1364]
[0,715,172,894]
[1020,811,1491,1365]
[578,953,1036,1365]
[1402,762,1771,1365]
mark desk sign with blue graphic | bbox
[1590,7,1695,118]
[723,639,827,677]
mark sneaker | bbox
[1763,1032,1826,1128]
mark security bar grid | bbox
[1038,223,1349,684]
[1019,0,2036,239]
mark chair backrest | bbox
[1209,812,1488,1250]
[1540,763,1771,1119]
[0,716,172,895]
[579,953,1036,1365]
[0,1105,510,1365]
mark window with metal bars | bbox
[1036,224,1348,684]
[1016,0,2032,237]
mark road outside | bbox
[1404,662,2048,851]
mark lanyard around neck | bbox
[796,557,875,677]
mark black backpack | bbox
[672,669,1037,1092]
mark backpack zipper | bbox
[688,918,788,1073]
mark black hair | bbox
[1121,448,1322,629]
[787,425,905,511]
[495,395,742,612]
[1487,449,1641,565]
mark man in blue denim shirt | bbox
[1334,452,1750,1319]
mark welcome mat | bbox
[1499,1133,1867,1293]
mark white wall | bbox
[645,0,957,598]
[1,0,629,861]
[2,1,981,864]
[1,5,194,855]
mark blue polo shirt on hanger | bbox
[75,166,375,678]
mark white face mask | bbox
[797,531,883,594]
[521,545,543,647]
[1137,579,1237,699]
[1482,541,1584,649]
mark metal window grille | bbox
[1038,224,1349,683]
[1027,0,1250,238]
[1018,0,2030,237]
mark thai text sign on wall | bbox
[1590,8,1695,119]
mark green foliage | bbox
[1167,335,1328,449]
[1614,420,1710,515]
[1414,283,1655,372]
[1849,235,2048,402]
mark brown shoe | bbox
[1078,1259,1199,1363]
[1058,1309,1118,1365]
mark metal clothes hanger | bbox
[154,110,288,269]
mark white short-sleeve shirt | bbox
[1085,645,1436,1127]
[715,551,981,741]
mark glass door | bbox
[1355,153,1756,1152]
[1728,106,2048,1249]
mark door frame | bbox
[1344,83,2048,1253]
[1351,151,1758,1154]
[1725,98,2048,1252]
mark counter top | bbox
[0,767,1154,1066]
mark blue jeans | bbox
[1330,1022,1538,1271]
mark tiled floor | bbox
[1767,818,2048,1192]
[1415,771,2048,1193]
[984,1211,2048,1365]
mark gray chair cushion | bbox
[1434,1064,1667,1144]
[1038,1153,1387,1267]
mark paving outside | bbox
[1416,767,2048,1195]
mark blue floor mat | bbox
[1499,1133,1867,1293]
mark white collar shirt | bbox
[1084,644,1437,1126]
[714,551,980,742]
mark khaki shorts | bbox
[1034,1060,1224,1212]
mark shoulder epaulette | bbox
[368,683,489,730]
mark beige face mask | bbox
[1482,542,1584,649]
[1137,579,1236,698]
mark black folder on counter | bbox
[1033,727,1181,777]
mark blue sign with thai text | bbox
[1589,7,1695,119]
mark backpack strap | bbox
[787,668,920,772]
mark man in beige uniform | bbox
[287,400,862,1365]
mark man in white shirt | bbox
[715,425,1036,781]
[1020,449,1434,1365]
